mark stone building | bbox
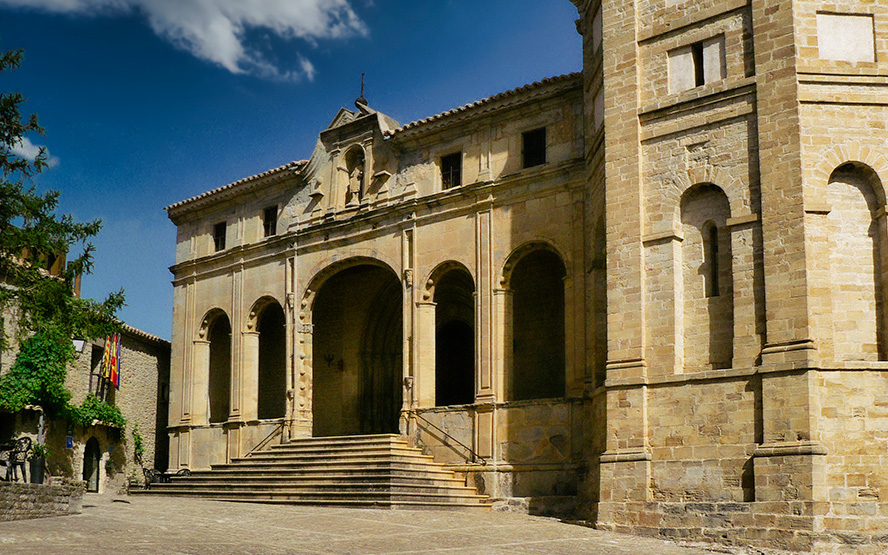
[165,1,888,552]
[0,324,170,494]
[60,326,171,494]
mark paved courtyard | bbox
[0,493,784,555]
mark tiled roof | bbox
[121,323,170,346]
[385,73,582,138]
[165,160,307,214]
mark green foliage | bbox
[30,442,48,459]
[131,423,145,465]
[0,328,72,416]
[69,394,127,430]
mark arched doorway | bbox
[257,302,286,419]
[83,437,101,493]
[433,267,475,406]
[311,263,402,436]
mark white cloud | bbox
[0,0,366,81]
[10,137,60,168]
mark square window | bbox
[263,206,278,238]
[441,152,462,189]
[522,128,547,168]
[213,222,226,252]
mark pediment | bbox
[327,108,358,130]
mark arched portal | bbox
[433,267,475,406]
[257,301,287,419]
[311,263,402,436]
[207,313,231,424]
[83,437,101,493]
[508,247,567,401]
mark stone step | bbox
[134,494,491,512]
[133,488,488,504]
[171,473,465,487]
[135,433,489,510]
[230,450,436,465]
[148,481,478,495]
[207,461,456,475]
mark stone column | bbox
[191,339,210,425]
[492,288,511,402]
[241,330,260,422]
[415,301,436,408]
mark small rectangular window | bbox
[669,35,726,93]
[441,152,462,189]
[263,206,278,238]
[522,128,547,168]
[213,222,226,252]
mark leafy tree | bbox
[0,47,125,415]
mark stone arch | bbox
[247,296,287,420]
[500,240,567,287]
[826,162,887,361]
[667,166,746,232]
[503,243,567,401]
[422,260,474,301]
[300,252,401,321]
[199,309,231,424]
[811,147,888,208]
[680,183,733,370]
[425,261,476,407]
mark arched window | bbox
[509,248,566,401]
[433,268,475,406]
[680,184,733,370]
[207,313,231,424]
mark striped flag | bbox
[109,333,120,389]
[100,336,112,379]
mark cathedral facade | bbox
[166,1,888,551]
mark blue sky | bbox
[0,0,581,340]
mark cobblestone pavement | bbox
[0,494,779,555]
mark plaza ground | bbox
[0,493,791,555]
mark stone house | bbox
[0,316,170,494]
[165,0,888,552]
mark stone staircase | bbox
[132,434,491,511]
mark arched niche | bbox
[827,162,886,361]
[680,183,733,371]
[344,145,365,206]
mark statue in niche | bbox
[345,148,365,205]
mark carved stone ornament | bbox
[403,268,414,288]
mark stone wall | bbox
[0,481,84,522]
